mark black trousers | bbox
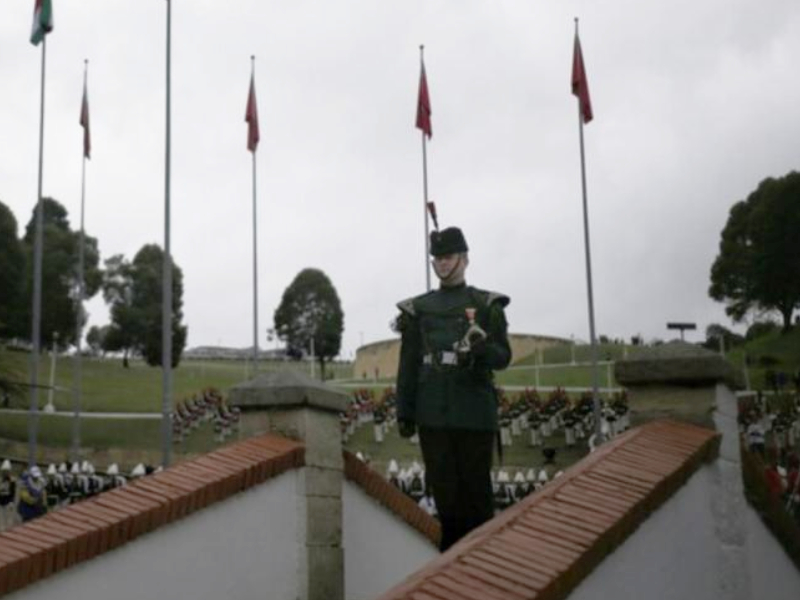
[418,427,495,552]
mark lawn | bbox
[0,349,352,413]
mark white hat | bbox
[131,463,146,477]
[46,464,57,476]
[387,459,399,475]
[81,460,92,473]
[411,461,423,475]
[497,470,510,483]
[513,472,526,484]
[355,452,365,462]
[107,464,119,476]
[58,463,68,473]
[30,466,43,479]
[525,468,536,482]
[71,462,81,475]
[0,459,11,471]
[537,469,549,483]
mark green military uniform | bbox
[395,227,511,551]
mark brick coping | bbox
[0,436,444,598]
[375,419,721,600]
[343,450,441,546]
[0,435,305,597]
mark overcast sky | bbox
[2,0,798,359]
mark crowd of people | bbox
[0,458,158,531]
[739,391,800,521]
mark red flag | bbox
[571,32,593,124]
[80,80,91,159]
[245,74,260,152]
[416,61,432,138]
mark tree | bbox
[274,268,344,379]
[19,198,102,348]
[0,201,25,339]
[709,172,800,331]
[102,245,187,368]
[85,325,112,357]
[101,254,138,367]
[703,323,744,352]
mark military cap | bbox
[430,226,468,256]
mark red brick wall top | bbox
[343,451,441,547]
[0,435,305,598]
[375,419,721,600]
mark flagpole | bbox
[72,59,89,462]
[250,56,260,375]
[162,0,174,467]
[419,45,431,291]
[574,18,603,445]
[28,34,49,467]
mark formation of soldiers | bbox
[341,387,631,453]
[0,458,158,531]
[171,388,241,444]
[340,388,397,444]
[377,457,562,516]
[498,388,630,450]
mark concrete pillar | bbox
[614,341,743,429]
[229,370,349,600]
[615,342,752,599]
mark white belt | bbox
[423,351,458,366]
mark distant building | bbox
[353,333,567,381]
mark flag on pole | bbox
[80,80,91,159]
[571,31,593,124]
[245,74,260,153]
[416,61,432,138]
[30,0,53,46]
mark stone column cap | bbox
[614,341,744,389]
[229,369,349,413]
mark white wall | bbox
[342,481,438,600]
[746,491,800,599]
[567,466,721,600]
[9,471,299,600]
[568,383,800,600]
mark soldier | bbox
[0,460,17,530]
[44,464,64,510]
[563,409,577,449]
[395,227,512,551]
[17,467,47,522]
[386,459,402,490]
[373,406,386,443]
[528,410,542,447]
[513,471,529,502]
[407,462,426,503]
[493,470,513,510]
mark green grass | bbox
[497,364,618,389]
[726,327,800,390]
[0,349,352,413]
[0,411,224,454]
[513,343,630,366]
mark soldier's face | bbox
[432,252,468,285]
[432,253,459,277]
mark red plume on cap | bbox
[427,201,439,231]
